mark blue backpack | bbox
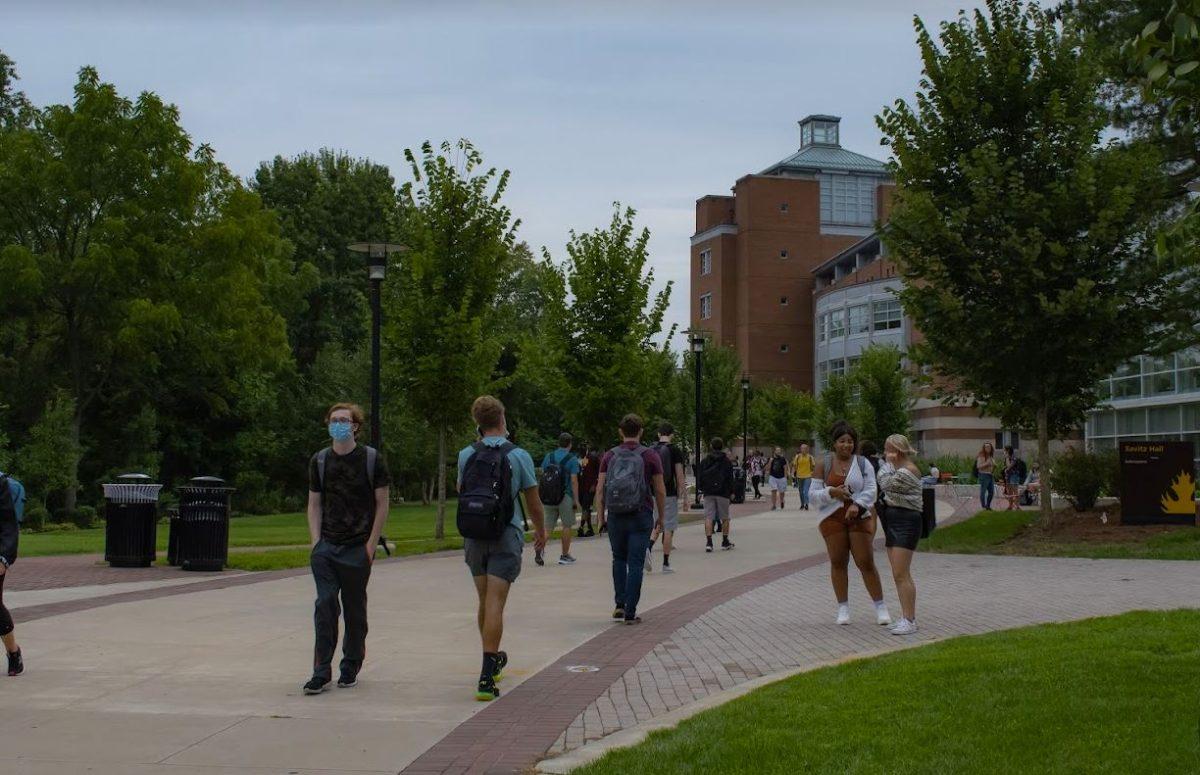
[0,472,26,523]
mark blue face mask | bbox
[329,422,354,442]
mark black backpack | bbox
[698,455,726,496]
[769,455,786,478]
[653,442,676,493]
[457,441,516,540]
[538,449,568,505]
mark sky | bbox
[2,0,1001,348]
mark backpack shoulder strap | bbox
[823,452,832,476]
[856,455,870,480]
[316,447,331,490]
[365,446,378,490]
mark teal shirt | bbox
[457,435,537,529]
[540,448,581,499]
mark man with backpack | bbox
[539,432,581,566]
[596,414,666,624]
[698,438,736,552]
[456,395,546,701]
[767,447,790,510]
[302,403,391,696]
[577,444,600,538]
[645,422,686,574]
[0,471,25,676]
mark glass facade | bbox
[819,174,877,226]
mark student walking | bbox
[698,438,736,552]
[1002,446,1025,510]
[749,452,764,500]
[456,396,546,701]
[303,403,391,695]
[767,447,790,510]
[877,434,923,636]
[975,442,996,510]
[577,445,600,537]
[647,423,686,574]
[596,414,666,625]
[810,421,891,626]
[539,433,581,566]
[0,472,24,676]
[792,443,815,510]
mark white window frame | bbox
[819,174,877,226]
[872,299,902,331]
[848,304,870,336]
[699,249,712,276]
[829,308,846,340]
[700,293,712,320]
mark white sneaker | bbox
[662,564,675,574]
[836,605,850,625]
[644,548,653,573]
[875,605,892,626]
[890,618,918,636]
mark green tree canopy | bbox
[877,0,1200,519]
[673,343,745,455]
[750,381,816,450]
[848,344,911,448]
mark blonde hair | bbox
[471,395,506,430]
[325,403,365,433]
[884,433,917,458]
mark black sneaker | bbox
[7,649,23,677]
[722,539,735,551]
[494,650,508,681]
[623,616,642,625]
[476,674,499,702]
[705,540,714,553]
[303,676,330,695]
[337,671,358,689]
[585,527,595,537]
[612,607,625,619]
[535,548,545,566]
[577,527,585,538]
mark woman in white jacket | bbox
[810,421,890,626]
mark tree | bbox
[0,50,32,130]
[848,344,911,447]
[877,0,1200,521]
[815,373,854,448]
[673,343,744,452]
[0,64,300,509]
[16,392,80,513]
[749,381,816,450]
[527,204,675,450]
[388,140,518,539]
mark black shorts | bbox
[882,506,922,550]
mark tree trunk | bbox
[434,426,447,539]
[1037,404,1052,523]
[63,404,81,515]
[422,479,432,506]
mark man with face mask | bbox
[302,403,391,695]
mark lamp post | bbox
[347,242,406,451]
[741,375,750,464]
[691,333,706,509]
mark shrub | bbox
[915,454,978,481]
[1049,448,1110,511]
[233,471,286,515]
[73,505,97,529]
[21,501,47,531]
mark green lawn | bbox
[924,509,1200,560]
[19,504,453,557]
[576,610,1200,775]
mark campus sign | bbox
[1119,441,1197,526]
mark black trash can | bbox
[103,474,162,568]
[176,476,234,572]
[166,507,181,567]
[731,468,747,504]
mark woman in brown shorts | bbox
[810,421,890,627]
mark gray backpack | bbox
[604,446,648,515]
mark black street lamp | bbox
[347,242,406,451]
[741,375,750,464]
[691,333,706,509]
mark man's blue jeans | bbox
[607,508,654,618]
[798,477,812,507]
[979,473,994,510]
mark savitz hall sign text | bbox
[1119,441,1196,526]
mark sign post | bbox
[1119,441,1196,526]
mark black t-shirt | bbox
[308,445,391,545]
[653,442,685,493]
[769,455,787,478]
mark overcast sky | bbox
[4,0,999,347]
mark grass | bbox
[924,509,1200,561]
[575,609,1200,775]
[223,537,465,572]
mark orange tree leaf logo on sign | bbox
[1161,472,1196,515]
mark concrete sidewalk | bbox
[4,499,824,774]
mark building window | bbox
[780,249,789,258]
[780,344,789,353]
[812,120,839,145]
[872,299,902,331]
[829,309,846,340]
[817,312,828,343]
[848,304,870,335]
[700,293,712,320]
[780,202,789,212]
[699,249,712,276]
[819,174,878,226]
[780,296,789,306]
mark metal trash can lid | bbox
[117,473,153,482]
[103,482,163,502]
[189,476,227,487]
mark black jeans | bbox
[310,539,372,681]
